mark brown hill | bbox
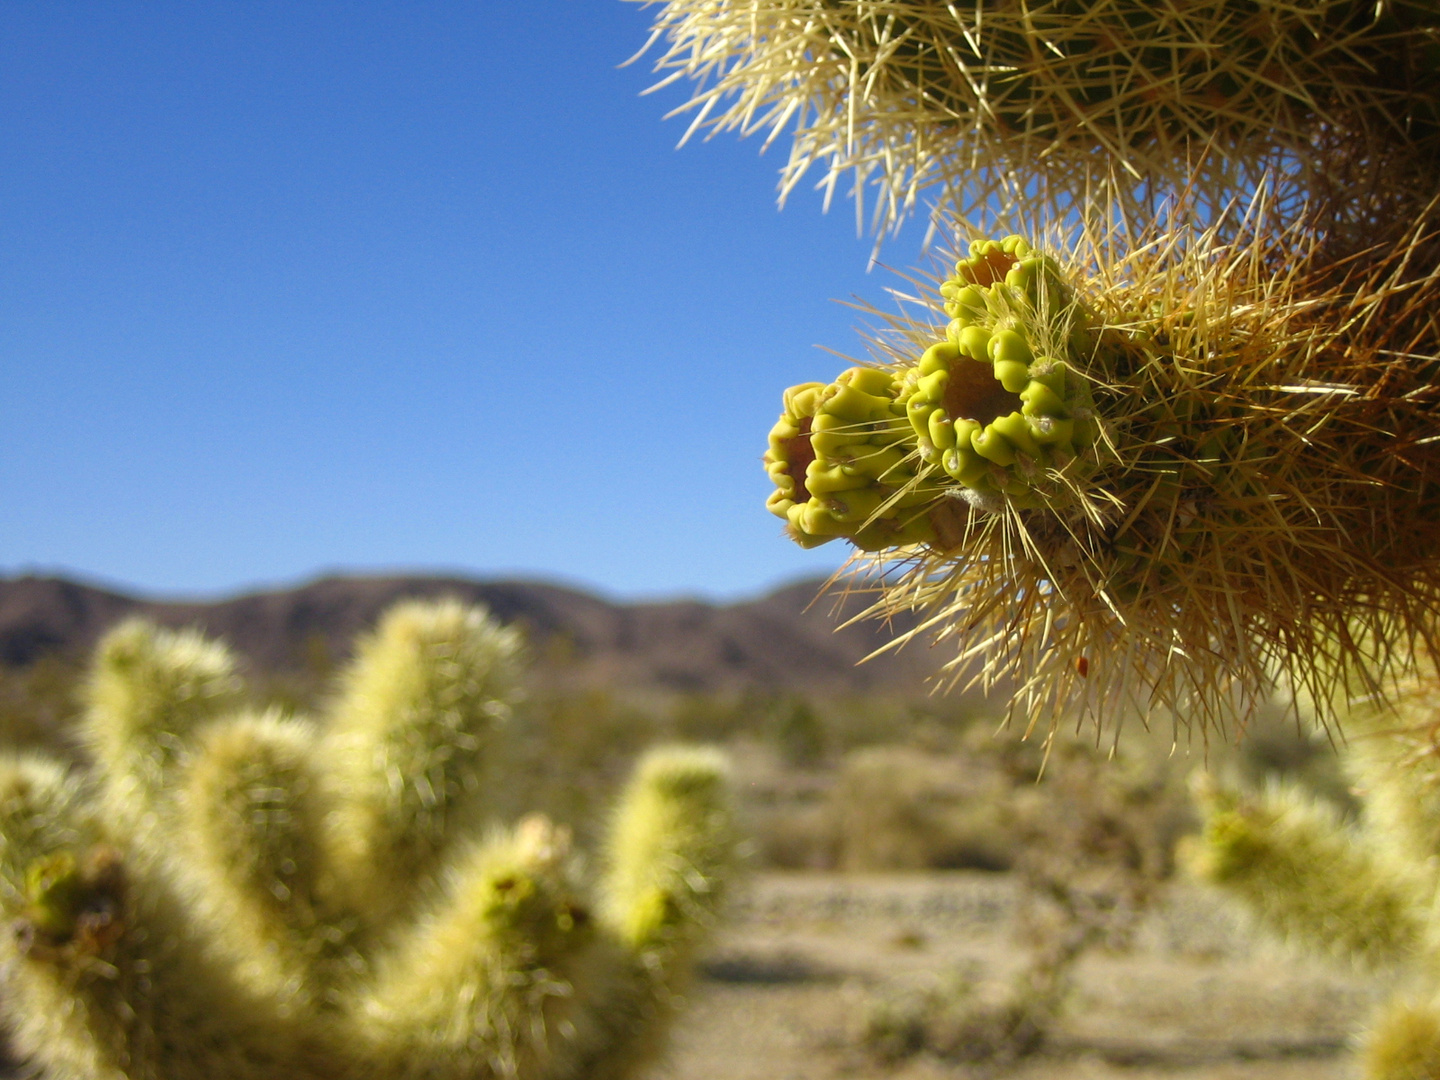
[0,574,947,698]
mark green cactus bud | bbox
[896,239,1097,513]
[764,366,938,549]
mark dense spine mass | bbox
[0,603,735,1080]
[639,0,1440,735]
[761,219,1440,732]
[632,0,1440,236]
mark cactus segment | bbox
[764,367,938,550]
[324,598,525,925]
[1187,780,1427,970]
[602,746,734,961]
[634,0,1440,240]
[83,621,242,844]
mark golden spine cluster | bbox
[631,0,1440,236]
[637,0,1440,733]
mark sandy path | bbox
[653,872,1379,1080]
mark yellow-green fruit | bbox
[902,237,1097,509]
[764,367,937,549]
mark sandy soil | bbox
[652,873,1383,1080]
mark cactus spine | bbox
[0,601,735,1080]
[632,0,1440,236]
[637,0,1440,736]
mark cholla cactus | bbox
[1187,681,1440,1077]
[0,602,735,1080]
[632,0,1440,737]
[763,213,1440,733]
[631,0,1440,236]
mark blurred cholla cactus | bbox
[0,602,735,1080]
[630,0,1440,235]
[1187,681,1440,1077]
[763,216,1440,733]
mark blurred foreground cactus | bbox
[0,600,735,1080]
[634,0,1440,737]
[1188,685,1440,1078]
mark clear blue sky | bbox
[0,1,933,602]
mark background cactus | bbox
[0,600,735,1080]
[1187,679,1440,1077]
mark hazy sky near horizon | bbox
[0,1,937,602]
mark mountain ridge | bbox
[0,572,947,698]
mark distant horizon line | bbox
[0,563,839,609]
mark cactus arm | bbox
[589,746,736,1080]
[600,746,734,962]
[178,710,360,1009]
[1187,779,1429,970]
[353,816,615,1080]
[321,599,524,923]
[81,620,240,846]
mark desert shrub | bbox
[831,745,1020,872]
[852,733,1194,1066]
[861,968,1045,1068]
[0,655,86,759]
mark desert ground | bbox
[656,872,1381,1080]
